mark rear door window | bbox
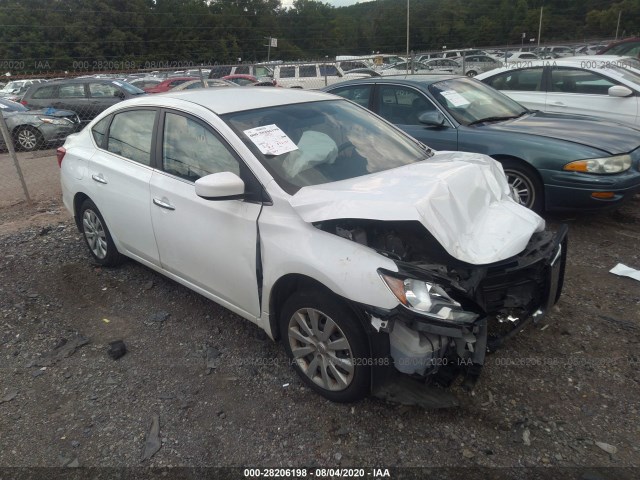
[59,84,86,98]
[483,68,544,91]
[106,110,156,166]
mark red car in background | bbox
[222,74,277,87]
[597,37,640,57]
[144,77,197,93]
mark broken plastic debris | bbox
[595,441,617,455]
[282,383,290,388]
[141,415,162,461]
[102,318,110,323]
[609,263,640,282]
[107,340,127,360]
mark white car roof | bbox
[112,88,336,115]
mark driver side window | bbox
[377,85,438,125]
[162,112,240,182]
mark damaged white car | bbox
[58,88,567,404]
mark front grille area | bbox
[479,261,547,314]
[475,231,559,315]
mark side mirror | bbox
[195,172,245,200]
[114,91,125,99]
[418,111,446,127]
[608,85,633,97]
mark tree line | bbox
[0,0,637,74]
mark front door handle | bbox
[91,174,107,184]
[551,102,567,107]
[153,198,176,211]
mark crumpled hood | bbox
[290,152,545,265]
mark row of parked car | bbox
[0,74,272,151]
[4,38,640,215]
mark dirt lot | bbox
[0,150,639,478]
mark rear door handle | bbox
[153,198,176,211]
[91,174,107,184]
[551,102,567,107]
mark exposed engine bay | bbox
[315,218,568,391]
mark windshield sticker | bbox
[440,90,470,107]
[244,124,298,156]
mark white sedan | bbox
[476,57,640,126]
[58,88,566,403]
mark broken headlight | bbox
[380,273,478,323]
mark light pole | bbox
[406,0,410,74]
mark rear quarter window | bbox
[31,85,58,99]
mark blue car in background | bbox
[323,75,640,212]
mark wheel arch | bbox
[72,192,91,231]
[267,273,368,342]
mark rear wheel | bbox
[280,291,370,402]
[14,126,43,151]
[79,199,123,266]
[499,158,544,213]
[466,70,478,77]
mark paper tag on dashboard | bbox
[244,124,298,156]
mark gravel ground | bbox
[0,189,639,477]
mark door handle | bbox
[91,174,107,184]
[551,102,567,107]
[153,198,176,211]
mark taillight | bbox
[20,100,27,106]
[56,147,66,167]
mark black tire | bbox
[279,290,370,402]
[466,70,478,77]
[498,158,544,213]
[79,199,123,266]
[14,126,44,152]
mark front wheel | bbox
[79,199,123,266]
[466,70,478,77]
[280,291,370,402]
[499,159,544,213]
[14,126,44,151]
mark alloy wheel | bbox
[17,129,38,150]
[82,209,108,259]
[287,308,355,392]
[505,170,535,209]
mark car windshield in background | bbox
[603,64,640,83]
[429,77,528,126]
[113,81,145,95]
[0,98,29,112]
[222,100,428,194]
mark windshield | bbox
[0,81,25,93]
[114,81,145,95]
[0,98,28,112]
[222,100,429,195]
[429,77,528,125]
[606,42,640,56]
[602,63,640,83]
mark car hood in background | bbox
[482,112,640,155]
[290,152,545,265]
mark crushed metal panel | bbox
[290,151,544,265]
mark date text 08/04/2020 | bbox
[243,468,391,478]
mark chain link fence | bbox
[0,38,628,208]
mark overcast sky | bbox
[280,0,367,8]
